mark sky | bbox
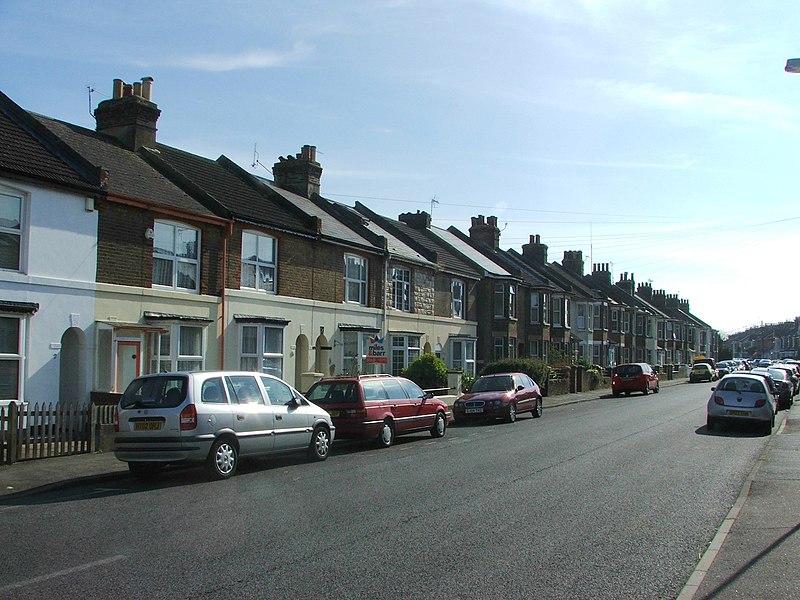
[2,0,799,335]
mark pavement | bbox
[1,378,798,599]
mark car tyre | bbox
[532,397,543,418]
[706,416,715,432]
[377,420,395,448]
[430,411,447,438]
[308,425,331,461]
[642,383,649,396]
[128,461,163,479]
[206,437,238,480]
[507,402,517,423]
[654,382,660,394]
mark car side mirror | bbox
[516,385,524,392]
[423,390,433,400]
[710,386,716,391]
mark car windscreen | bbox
[121,375,188,408]
[614,365,641,377]
[305,381,357,404]
[471,375,514,392]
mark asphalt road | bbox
[0,383,769,600]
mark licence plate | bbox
[465,408,484,414]
[726,410,750,417]
[134,422,162,431]
[327,410,340,417]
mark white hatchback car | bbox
[114,371,335,480]
[706,373,776,435]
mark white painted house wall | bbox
[0,178,97,406]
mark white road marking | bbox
[0,555,126,593]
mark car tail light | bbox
[180,404,197,430]
[755,398,767,408]
[714,396,725,405]
[114,406,119,432]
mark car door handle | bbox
[276,415,283,421]
[236,414,245,421]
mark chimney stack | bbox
[562,250,584,276]
[399,210,431,230]
[521,234,548,266]
[272,145,322,198]
[94,77,160,151]
[616,272,635,296]
[468,215,500,250]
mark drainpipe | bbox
[220,221,233,369]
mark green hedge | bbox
[402,353,448,390]
[480,358,550,386]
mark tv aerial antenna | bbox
[251,143,272,175]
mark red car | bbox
[305,374,451,448]
[612,363,660,396]
[452,372,543,423]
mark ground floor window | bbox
[391,334,420,375]
[340,330,382,375]
[240,325,284,378]
[450,338,476,376]
[147,324,205,373]
[0,315,22,401]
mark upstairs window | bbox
[153,221,199,292]
[451,279,465,319]
[344,254,367,305]
[611,309,620,332]
[241,232,277,293]
[0,191,23,272]
[508,285,517,319]
[552,297,562,327]
[530,292,540,324]
[392,267,412,312]
[494,284,505,318]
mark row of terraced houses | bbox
[0,78,719,408]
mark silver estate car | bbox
[706,373,776,435]
[114,371,335,480]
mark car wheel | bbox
[612,391,621,397]
[430,411,447,438]
[206,437,238,480]
[308,425,331,461]
[624,391,631,396]
[706,416,715,431]
[532,397,543,418]
[642,383,649,396]
[377,420,395,448]
[762,420,772,436]
[654,382,660,394]
[128,461,163,479]
[507,402,517,423]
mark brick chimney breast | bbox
[94,77,160,151]
[272,145,322,198]
[562,250,584,276]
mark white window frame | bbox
[493,337,505,361]
[392,267,412,312]
[241,231,277,293]
[564,299,570,329]
[239,324,284,378]
[493,284,505,318]
[0,315,24,402]
[344,254,367,306]
[508,285,516,319]
[451,279,465,319]
[152,221,200,292]
[542,294,549,325]
[611,309,620,332]
[577,303,586,331]
[390,334,420,375]
[147,324,205,373]
[0,189,25,273]
[552,297,562,328]
[450,338,476,376]
[530,292,540,324]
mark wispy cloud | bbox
[582,79,800,131]
[170,42,312,72]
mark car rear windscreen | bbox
[614,365,641,377]
[306,381,357,404]
[121,376,187,408]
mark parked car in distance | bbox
[690,363,717,383]
[611,363,660,397]
[716,360,735,377]
[304,374,451,448]
[452,372,543,423]
[114,371,335,480]
[706,374,776,435]
[751,367,793,410]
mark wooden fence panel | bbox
[2,402,91,465]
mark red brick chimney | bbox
[272,145,322,198]
[94,77,160,151]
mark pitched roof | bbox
[31,114,218,218]
[433,226,514,277]
[0,92,100,193]
[147,144,319,235]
